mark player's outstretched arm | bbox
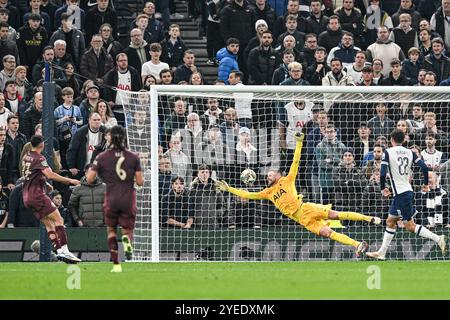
[42,168,80,186]
[288,132,305,178]
[215,180,266,200]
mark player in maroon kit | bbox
[87,126,144,272]
[22,135,81,263]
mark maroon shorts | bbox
[24,193,57,220]
[103,196,137,230]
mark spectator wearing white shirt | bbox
[102,53,142,126]
[141,42,170,83]
[421,133,445,172]
[345,51,367,84]
[228,70,253,129]
[0,93,11,129]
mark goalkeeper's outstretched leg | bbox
[328,210,382,225]
[317,226,369,257]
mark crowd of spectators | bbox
[1,0,450,230]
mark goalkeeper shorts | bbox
[295,203,333,235]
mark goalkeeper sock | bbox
[378,227,396,256]
[108,236,119,264]
[330,231,359,248]
[415,225,440,243]
[338,212,372,222]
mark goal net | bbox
[121,86,450,262]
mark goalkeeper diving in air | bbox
[215,132,381,257]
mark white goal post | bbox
[120,85,450,262]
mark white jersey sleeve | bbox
[384,146,414,196]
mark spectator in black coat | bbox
[380,58,412,86]
[220,0,255,81]
[273,0,306,40]
[0,1,20,30]
[21,91,43,140]
[417,0,441,20]
[84,0,117,44]
[305,0,329,36]
[347,122,375,166]
[332,149,366,214]
[247,31,281,84]
[123,28,151,75]
[159,154,173,197]
[430,1,450,49]
[361,168,389,218]
[391,0,422,31]
[423,37,450,84]
[66,112,105,179]
[272,49,296,85]
[173,50,205,84]
[250,0,277,31]
[102,52,142,125]
[304,46,330,85]
[299,33,318,66]
[160,176,194,228]
[31,46,59,86]
[49,13,85,69]
[0,127,14,188]
[244,19,268,65]
[0,178,7,228]
[79,34,114,85]
[99,23,122,64]
[54,1,86,32]
[276,14,306,51]
[318,15,343,53]
[136,1,165,43]
[401,47,421,84]
[5,115,27,183]
[0,21,19,64]
[161,23,188,72]
[335,0,365,49]
[17,14,48,78]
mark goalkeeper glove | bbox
[294,132,305,143]
[215,180,229,192]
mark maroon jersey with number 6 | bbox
[91,149,141,229]
[22,151,57,219]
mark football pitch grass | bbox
[1,261,450,300]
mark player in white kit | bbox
[366,130,447,260]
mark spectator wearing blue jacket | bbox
[440,76,450,86]
[216,37,240,83]
[267,0,288,17]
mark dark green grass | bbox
[1,261,450,299]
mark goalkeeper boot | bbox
[438,235,447,255]
[111,264,122,273]
[122,235,133,261]
[365,251,386,260]
[57,251,82,264]
[370,217,382,225]
[356,241,369,257]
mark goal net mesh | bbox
[121,87,450,262]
